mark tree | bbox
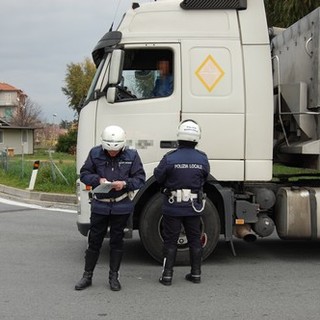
[10,97,42,127]
[59,119,74,130]
[55,129,77,154]
[264,0,320,28]
[62,57,96,116]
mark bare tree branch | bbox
[10,97,42,127]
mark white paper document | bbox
[92,182,113,194]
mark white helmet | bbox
[177,119,201,143]
[101,125,126,151]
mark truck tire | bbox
[139,192,221,265]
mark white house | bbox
[0,83,34,155]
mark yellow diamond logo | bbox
[195,55,225,92]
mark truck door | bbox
[96,44,181,179]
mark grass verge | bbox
[0,149,76,194]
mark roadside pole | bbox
[27,160,40,191]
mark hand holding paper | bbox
[93,180,113,194]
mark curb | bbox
[0,184,77,209]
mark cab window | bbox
[115,49,173,101]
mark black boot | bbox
[75,271,93,290]
[109,249,123,291]
[75,249,99,290]
[159,248,177,286]
[185,248,202,284]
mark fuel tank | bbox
[275,187,320,239]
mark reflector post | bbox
[27,160,40,191]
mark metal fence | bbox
[0,150,8,172]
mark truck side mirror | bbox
[109,49,124,85]
[107,87,116,103]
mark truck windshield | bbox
[115,48,173,101]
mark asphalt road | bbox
[1,198,320,320]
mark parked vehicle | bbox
[76,0,320,264]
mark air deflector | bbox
[180,0,247,10]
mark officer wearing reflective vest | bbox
[154,119,210,285]
[75,125,145,291]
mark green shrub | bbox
[56,129,77,154]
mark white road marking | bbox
[0,197,77,213]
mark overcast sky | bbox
[0,0,151,123]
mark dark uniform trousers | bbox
[162,214,202,250]
[88,212,130,253]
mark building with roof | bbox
[0,82,27,120]
[0,83,34,155]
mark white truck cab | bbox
[76,0,320,264]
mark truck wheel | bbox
[139,192,221,265]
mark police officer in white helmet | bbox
[154,119,210,285]
[75,125,145,291]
